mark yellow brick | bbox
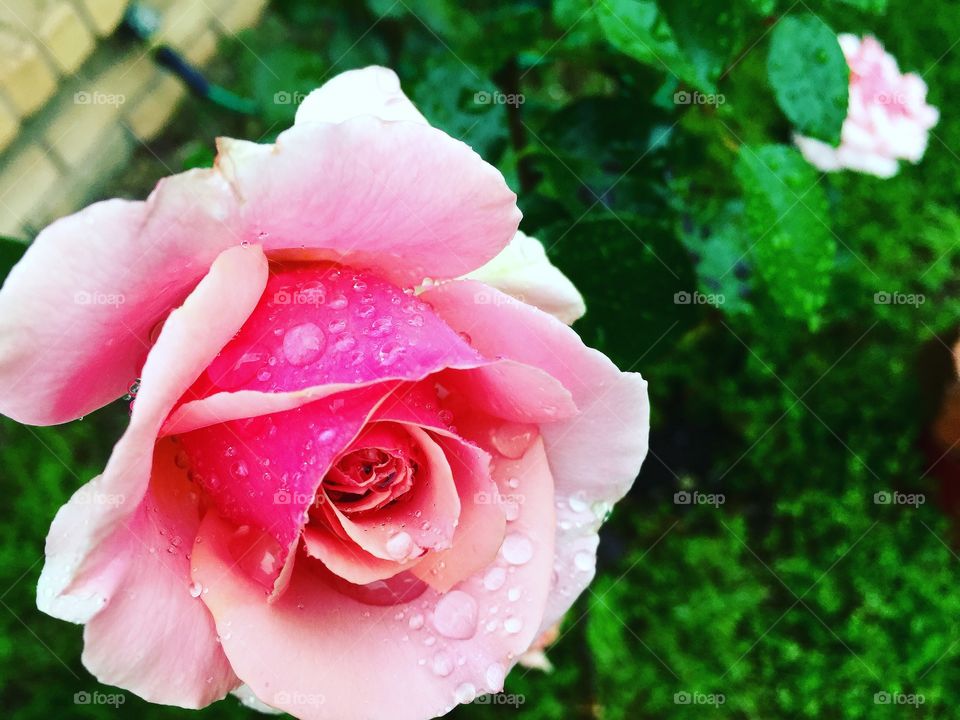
[39,2,96,73]
[45,90,121,167]
[0,31,58,118]
[160,0,213,49]
[87,52,158,105]
[74,0,128,36]
[0,145,61,236]
[0,99,19,155]
[218,0,269,34]
[124,73,186,141]
[184,27,218,66]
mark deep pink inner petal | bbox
[182,262,482,402]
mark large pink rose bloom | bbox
[795,34,939,178]
[0,68,648,718]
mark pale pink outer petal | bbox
[216,117,521,287]
[295,66,427,125]
[0,170,240,425]
[420,280,649,632]
[464,231,586,325]
[191,437,557,720]
[36,245,268,705]
[81,439,239,707]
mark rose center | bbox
[321,445,418,514]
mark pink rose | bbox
[795,34,939,178]
[0,68,649,718]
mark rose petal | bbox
[81,440,238,707]
[182,264,483,402]
[37,245,268,622]
[215,116,520,288]
[464,231,586,325]
[175,383,399,590]
[0,170,241,425]
[191,437,556,720]
[420,280,649,632]
[323,424,460,562]
[295,66,427,125]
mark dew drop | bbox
[408,613,425,630]
[504,616,523,634]
[483,566,507,591]
[283,323,325,366]
[454,683,477,704]
[432,590,479,639]
[490,423,538,459]
[501,533,534,566]
[485,662,505,690]
[189,581,203,598]
[431,652,454,677]
[386,531,414,560]
[575,551,594,572]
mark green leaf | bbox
[736,144,835,322]
[767,14,849,144]
[0,237,27,284]
[595,0,705,90]
[659,0,747,92]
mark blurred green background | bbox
[3,0,960,717]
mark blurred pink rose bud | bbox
[795,34,939,178]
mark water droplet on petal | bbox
[483,566,507,591]
[409,613,424,630]
[568,492,589,513]
[485,662,505,690]
[504,616,523,634]
[575,551,594,572]
[454,683,477,704]
[431,652,454,677]
[432,590,478,639]
[189,581,203,598]
[283,323,325,366]
[490,423,538,459]
[386,531,414,560]
[501,533,533,566]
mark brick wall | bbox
[0,0,270,238]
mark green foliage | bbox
[736,144,835,324]
[767,14,849,144]
[3,0,960,718]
